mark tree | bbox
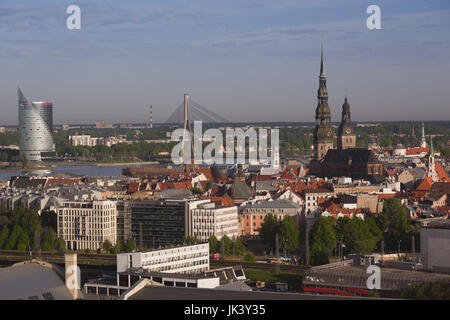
[244,252,256,262]
[125,238,137,252]
[208,235,219,254]
[233,239,246,256]
[378,198,409,251]
[222,235,233,256]
[259,214,280,250]
[102,239,113,253]
[116,239,125,253]
[55,237,66,253]
[279,216,300,254]
[309,217,337,266]
[180,236,200,245]
[0,227,9,249]
[41,227,57,251]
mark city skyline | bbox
[0,0,449,125]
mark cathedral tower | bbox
[313,41,333,160]
[337,92,356,150]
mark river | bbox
[0,164,141,180]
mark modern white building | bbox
[56,200,117,251]
[69,135,101,147]
[117,243,210,274]
[185,200,239,241]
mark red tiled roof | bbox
[127,182,140,193]
[209,196,234,207]
[377,193,396,200]
[406,147,429,155]
[435,163,450,182]
[197,167,214,181]
[416,177,433,191]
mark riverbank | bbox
[0,160,161,173]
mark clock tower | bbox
[313,41,333,160]
[337,93,356,150]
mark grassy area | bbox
[244,268,303,290]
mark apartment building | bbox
[239,199,301,236]
[57,200,117,251]
[185,200,239,241]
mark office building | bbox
[56,200,117,251]
[18,88,55,161]
[186,200,239,241]
[117,243,210,274]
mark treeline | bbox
[308,198,420,266]
[0,149,19,163]
[0,132,19,146]
[0,206,65,252]
[56,142,176,162]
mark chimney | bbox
[149,105,153,129]
[65,253,80,299]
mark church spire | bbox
[315,38,330,123]
[320,37,325,78]
[421,122,427,148]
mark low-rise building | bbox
[239,199,301,236]
[117,243,210,274]
[421,219,450,273]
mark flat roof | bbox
[127,285,373,300]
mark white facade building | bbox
[117,243,210,274]
[57,200,117,251]
[185,200,239,242]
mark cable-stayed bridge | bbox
[165,98,229,124]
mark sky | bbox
[0,0,449,125]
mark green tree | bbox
[244,252,256,262]
[208,235,219,254]
[116,239,125,253]
[102,239,113,253]
[279,216,300,254]
[309,217,337,266]
[378,198,409,251]
[0,227,9,249]
[41,227,57,251]
[233,239,246,256]
[259,214,280,250]
[222,235,233,256]
[125,238,137,252]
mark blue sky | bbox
[0,0,449,124]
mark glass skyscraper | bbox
[18,88,55,161]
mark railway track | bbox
[0,250,116,263]
[210,260,310,274]
[0,251,310,274]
